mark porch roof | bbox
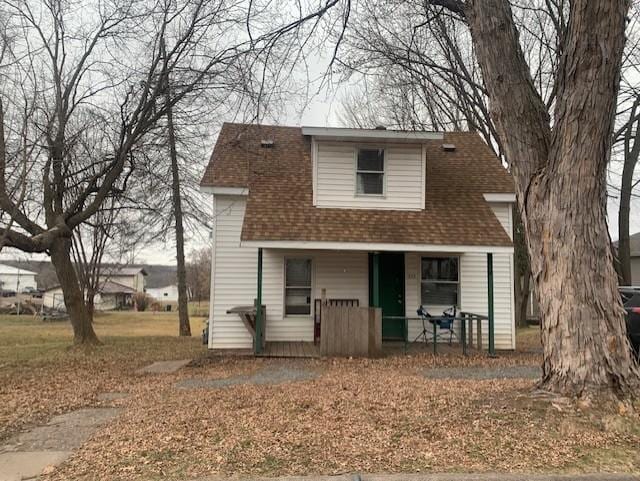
[240,240,513,253]
[202,124,514,248]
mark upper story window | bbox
[356,148,385,195]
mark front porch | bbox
[249,248,502,357]
[254,340,490,359]
[257,341,320,358]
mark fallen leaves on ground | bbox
[36,354,640,480]
[2,315,638,480]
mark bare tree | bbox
[0,0,349,345]
[337,1,543,326]
[162,44,191,337]
[186,247,211,305]
[612,9,640,284]
[615,96,640,285]
[426,0,639,399]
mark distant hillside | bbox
[0,260,177,290]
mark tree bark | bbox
[461,0,639,399]
[49,237,100,345]
[165,81,191,337]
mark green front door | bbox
[370,252,406,340]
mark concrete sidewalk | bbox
[195,474,640,481]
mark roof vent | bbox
[260,139,274,148]
[442,143,456,152]
[374,125,387,130]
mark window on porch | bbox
[421,257,459,306]
[285,258,312,315]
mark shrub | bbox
[134,292,149,311]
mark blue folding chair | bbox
[415,305,458,345]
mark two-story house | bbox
[201,123,516,352]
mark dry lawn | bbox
[0,311,206,441]
[1,316,639,480]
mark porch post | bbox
[372,252,380,308]
[255,248,263,355]
[487,252,495,356]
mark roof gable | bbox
[202,123,515,247]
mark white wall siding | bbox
[459,252,515,350]
[315,142,424,210]
[209,195,256,349]
[404,253,421,341]
[489,203,513,241]
[0,273,37,292]
[262,250,369,342]
[404,252,515,349]
[208,195,515,349]
[209,200,370,347]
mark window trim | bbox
[283,257,313,318]
[355,147,386,197]
[420,256,460,307]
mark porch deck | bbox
[256,341,321,358]
[254,340,483,358]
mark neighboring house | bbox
[93,281,138,310]
[201,124,517,351]
[0,264,38,293]
[42,286,66,310]
[147,284,178,311]
[43,280,137,311]
[147,284,179,302]
[104,267,147,292]
[147,284,180,311]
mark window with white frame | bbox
[356,148,385,195]
[421,257,459,306]
[285,258,312,315]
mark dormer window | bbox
[356,148,385,195]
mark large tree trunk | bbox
[464,0,639,399]
[165,85,191,337]
[617,97,640,286]
[50,237,100,345]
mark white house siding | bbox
[459,252,515,350]
[404,252,515,349]
[208,195,514,350]
[209,195,257,349]
[110,272,145,292]
[261,250,369,342]
[147,285,179,302]
[43,287,66,310]
[209,194,370,347]
[0,272,37,292]
[488,203,513,241]
[314,142,425,210]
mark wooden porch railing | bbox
[314,298,360,344]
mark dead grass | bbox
[2,317,639,480]
[0,311,207,441]
[43,356,640,480]
[516,325,542,352]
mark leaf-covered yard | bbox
[1,317,639,480]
